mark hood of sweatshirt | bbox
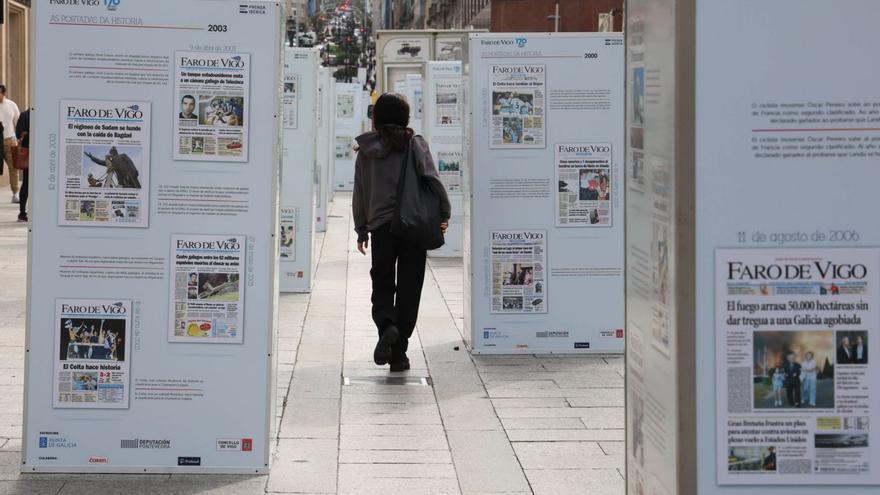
[355,131,393,159]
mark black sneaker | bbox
[390,357,410,372]
[17,212,27,222]
[373,325,399,365]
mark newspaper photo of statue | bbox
[82,145,142,189]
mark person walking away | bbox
[352,93,450,372]
[801,351,817,407]
[15,109,29,221]
[0,85,21,203]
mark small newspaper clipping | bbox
[437,150,462,193]
[53,299,132,409]
[173,51,250,161]
[282,72,298,129]
[280,208,297,261]
[489,64,546,149]
[59,99,151,227]
[169,234,246,344]
[717,248,879,484]
[490,230,547,314]
[555,143,612,227]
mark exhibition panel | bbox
[625,0,880,492]
[696,0,880,490]
[333,82,363,192]
[314,67,331,233]
[464,33,625,354]
[404,73,424,136]
[280,48,318,293]
[423,61,464,258]
[319,67,336,204]
[22,0,282,473]
[624,0,692,492]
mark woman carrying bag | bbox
[353,93,451,372]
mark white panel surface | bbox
[424,62,464,258]
[696,0,880,491]
[465,33,625,354]
[23,0,282,473]
[333,82,363,191]
[280,48,317,293]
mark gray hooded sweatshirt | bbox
[352,130,451,243]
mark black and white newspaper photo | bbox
[53,299,132,409]
[280,208,296,260]
[490,231,547,314]
[58,99,151,228]
[489,64,545,149]
[437,151,462,193]
[337,93,355,119]
[283,73,298,129]
[173,51,250,161]
[169,234,246,344]
[555,143,612,227]
[716,248,879,484]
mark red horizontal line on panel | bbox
[134,388,205,391]
[49,22,201,30]
[157,199,249,203]
[752,128,880,132]
[59,266,163,270]
[69,66,167,71]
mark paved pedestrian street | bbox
[0,195,624,494]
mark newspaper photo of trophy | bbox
[59,317,126,362]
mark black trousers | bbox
[19,169,28,215]
[786,382,801,406]
[369,223,427,361]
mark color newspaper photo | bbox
[753,331,835,409]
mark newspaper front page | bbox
[173,51,250,162]
[280,208,296,261]
[490,230,547,314]
[283,73,298,129]
[434,79,461,127]
[169,234,246,344]
[555,143,612,227]
[437,151,462,193]
[489,64,546,149]
[717,248,880,484]
[59,99,151,227]
[53,299,132,409]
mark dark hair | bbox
[0,84,6,94]
[181,95,195,103]
[373,93,412,150]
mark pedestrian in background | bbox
[352,93,450,372]
[0,85,21,203]
[15,108,29,222]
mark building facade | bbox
[427,0,490,29]
[0,0,30,108]
[490,0,623,32]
